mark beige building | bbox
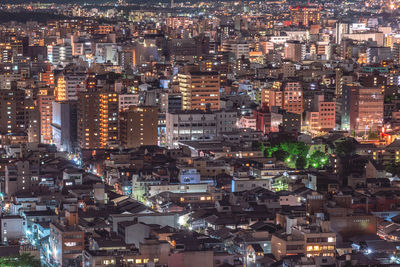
[271,224,336,260]
[350,86,384,134]
[178,71,220,111]
[261,81,303,121]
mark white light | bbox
[178,216,185,225]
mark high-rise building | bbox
[335,21,352,45]
[119,105,158,148]
[51,101,77,153]
[5,159,40,196]
[38,91,55,144]
[0,41,23,63]
[221,41,250,59]
[349,86,384,134]
[77,75,119,149]
[178,71,220,111]
[166,109,237,148]
[261,81,303,121]
[0,88,39,142]
[0,88,25,134]
[55,71,86,101]
[39,65,55,86]
[305,95,336,132]
[47,45,73,65]
[166,93,182,113]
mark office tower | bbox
[119,106,158,148]
[178,71,220,111]
[290,6,321,27]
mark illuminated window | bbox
[200,197,205,201]
[306,246,313,251]
[135,259,142,264]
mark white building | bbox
[95,43,119,65]
[118,94,140,111]
[1,216,25,244]
[231,177,272,192]
[237,116,257,130]
[221,41,250,59]
[0,73,21,90]
[48,45,73,65]
[166,109,237,148]
[56,72,86,101]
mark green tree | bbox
[272,149,289,162]
[295,157,307,170]
[280,142,309,159]
[386,162,400,177]
[335,139,356,157]
[0,253,41,267]
[308,150,329,168]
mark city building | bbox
[178,71,220,111]
[119,105,158,148]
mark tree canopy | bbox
[264,141,329,169]
[0,253,41,267]
[334,139,356,157]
